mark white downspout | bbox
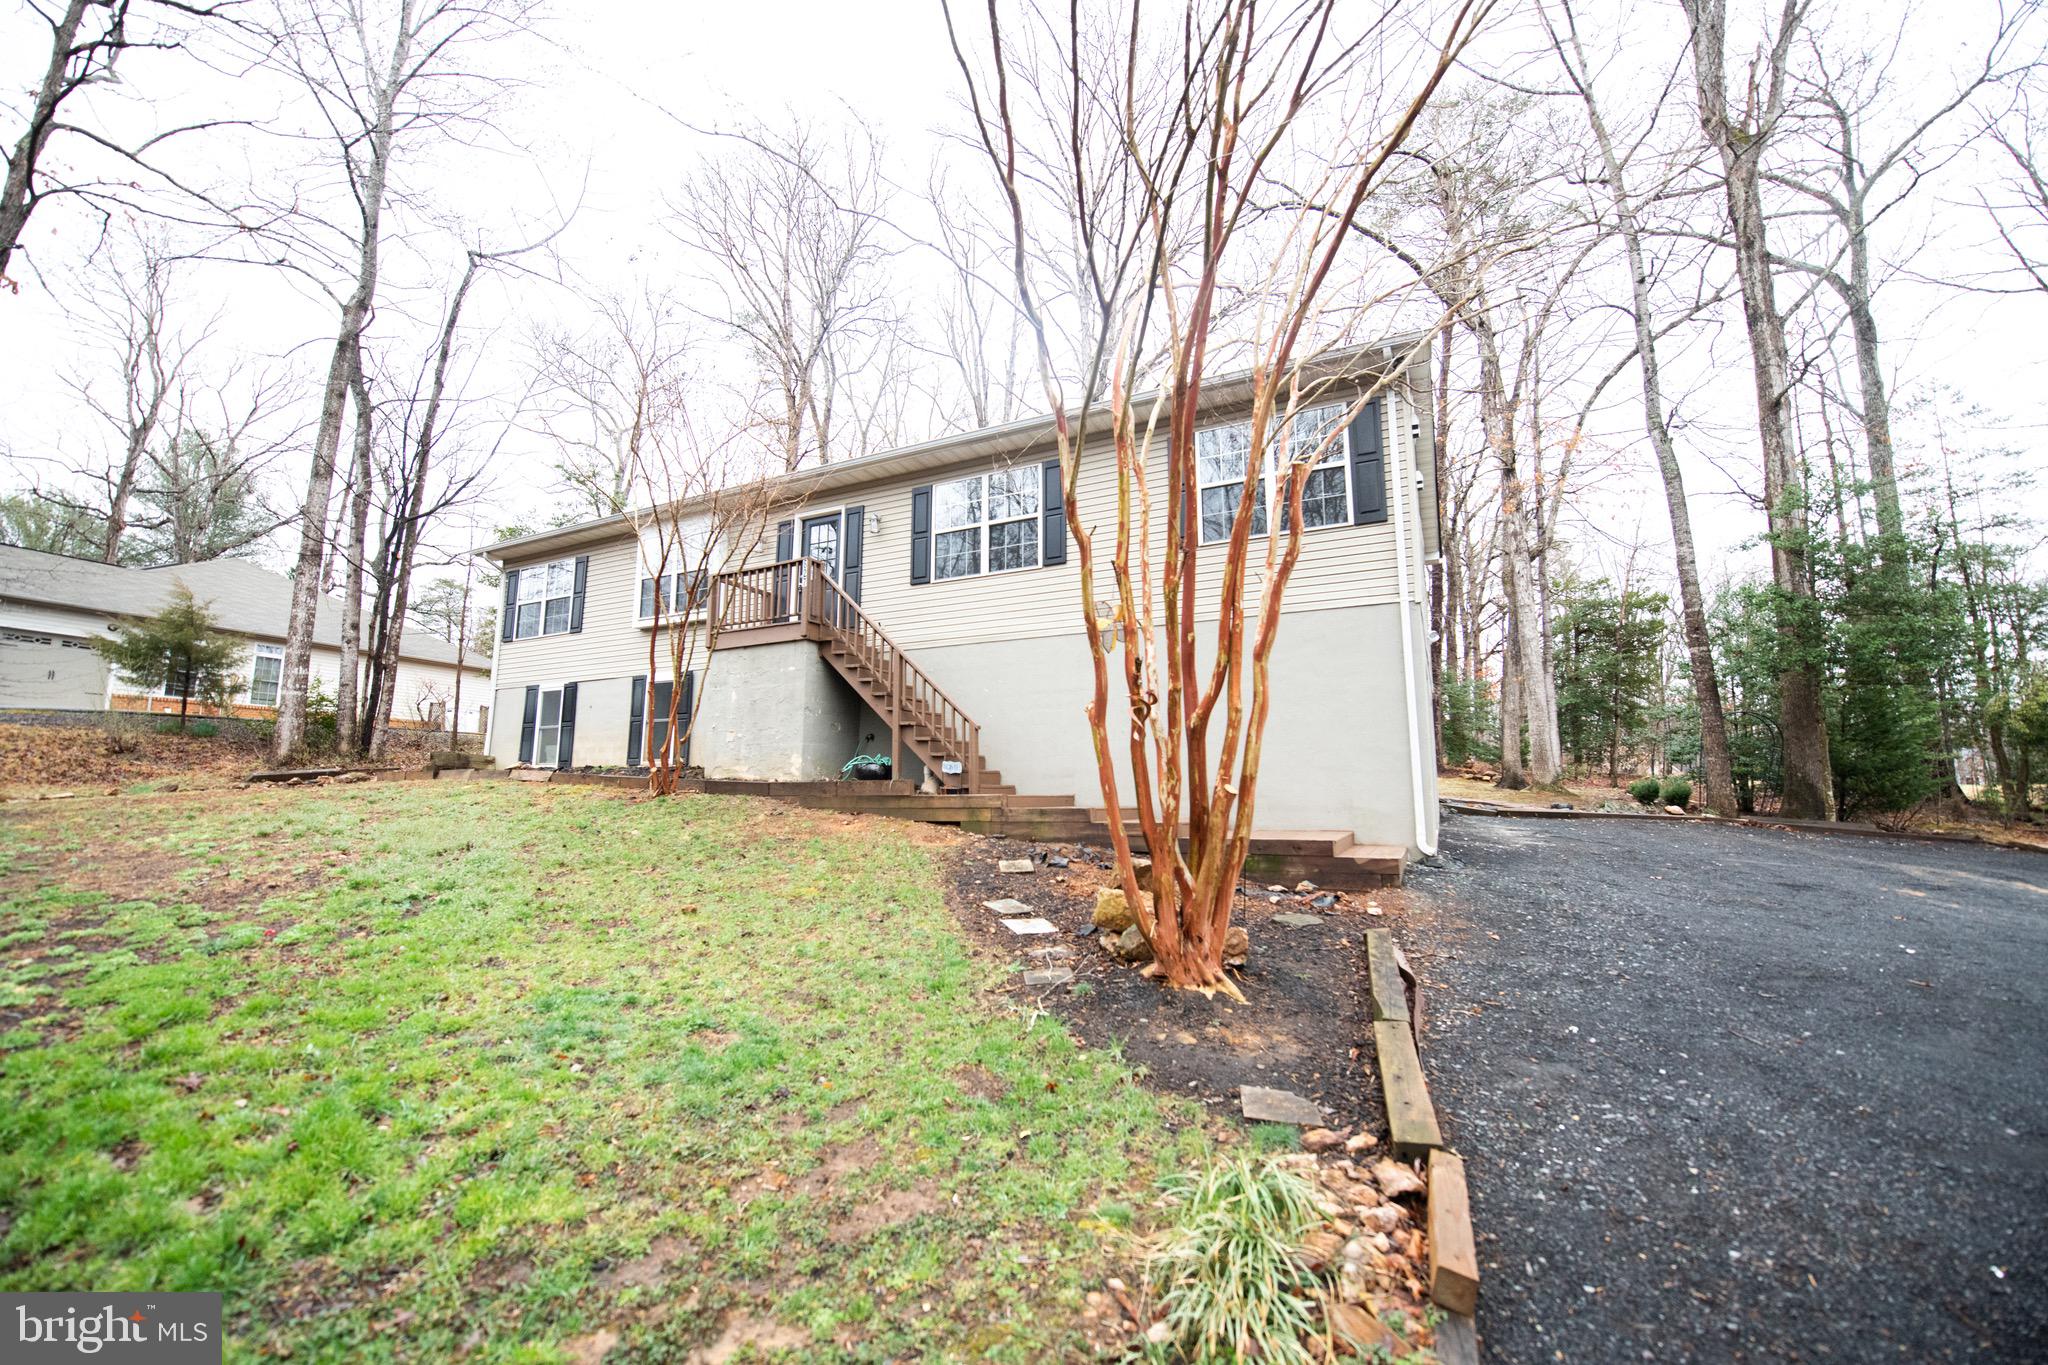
[1386,385,1438,858]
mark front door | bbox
[802,513,842,625]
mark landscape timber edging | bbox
[1364,926,1481,1365]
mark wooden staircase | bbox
[706,556,1403,887]
[713,556,998,793]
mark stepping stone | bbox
[1022,967,1074,987]
[1239,1085,1326,1126]
[1001,917,1057,936]
[1027,945,1075,960]
[998,858,1036,874]
[1272,912,1323,927]
[983,898,1033,916]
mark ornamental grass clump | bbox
[1146,1156,1325,1365]
[1628,777,1662,805]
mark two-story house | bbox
[479,340,1442,868]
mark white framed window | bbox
[515,557,577,639]
[535,687,565,766]
[1197,402,1351,544]
[934,466,1040,581]
[248,643,284,707]
[637,529,710,623]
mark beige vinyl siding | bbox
[748,380,1415,651]
[495,376,1425,666]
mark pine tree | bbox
[91,584,245,730]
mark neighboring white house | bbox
[0,546,491,733]
[480,340,1443,860]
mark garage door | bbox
[0,630,111,709]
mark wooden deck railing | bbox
[712,557,983,792]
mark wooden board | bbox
[1371,1019,1443,1154]
[1433,1309,1479,1365]
[1365,930,1409,1023]
[1427,1149,1479,1315]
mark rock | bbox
[1111,925,1154,963]
[1664,804,1686,815]
[1302,1127,1344,1153]
[1273,912,1323,928]
[1144,1320,1172,1346]
[336,771,370,784]
[160,781,180,793]
[998,858,1035,874]
[1267,884,1287,893]
[1549,801,1572,810]
[1300,1228,1345,1271]
[1222,925,1249,964]
[1047,853,1071,869]
[1092,887,1150,934]
[1294,880,1317,894]
[1311,894,1338,909]
[1344,1132,1380,1154]
[1239,1085,1325,1126]
[1370,1159,1424,1198]
[1138,961,1164,978]
[1357,1204,1400,1235]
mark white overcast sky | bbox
[1,0,2041,591]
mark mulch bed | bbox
[946,834,1398,1134]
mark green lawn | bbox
[0,782,1201,1362]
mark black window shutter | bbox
[639,577,654,619]
[1350,398,1387,525]
[627,674,646,766]
[569,556,590,632]
[679,671,696,766]
[841,505,865,603]
[774,519,794,560]
[909,485,932,585]
[1040,459,1067,565]
[557,682,578,769]
[518,685,539,764]
[501,570,519,642]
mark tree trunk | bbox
[1499,602,1527,787]
[271,28,407,761]
[1683,0,1835,820]
[0,0,90,282]
[1560,28,1740,815]
[335,345,373,754]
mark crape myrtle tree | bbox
[628,428,777,799]
[942,0,1491,993]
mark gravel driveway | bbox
[1403,814,2047,1363]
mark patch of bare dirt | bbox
[593,1236,691,1293]
[946,836,1402,1133]
[951,1063,1008,1101]
[686,1312,809,1364]
[825,1182,943,1243]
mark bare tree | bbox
[628,421,777,796]
[1543,0,1740,816]
[253,0,536,761]
[1983,86,2048,292]
[665,118,907,471]
[1760,5,2037,567]
[944,0,1489,993]
[526,282,694,520]
[1,0,244,288]
[1681,0,1835,821]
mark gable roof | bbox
[481,333,1432,563]
[0,545,491,670]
